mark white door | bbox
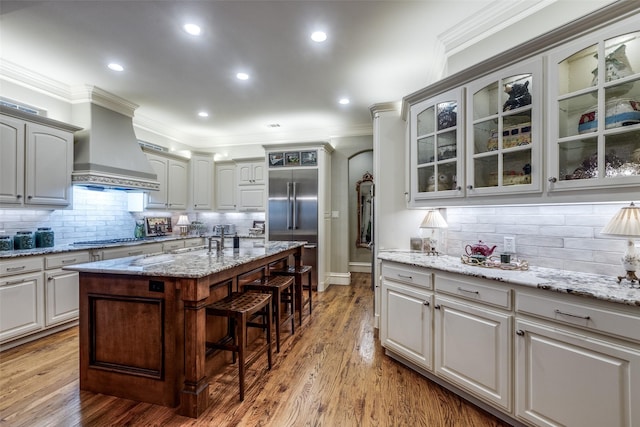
[191,156,213,210]
[515,319,640,427]
[167,159,188,209]
[381,278,433,370]
[0,272,44,343]
[45,269,79,326]
[434,296,512,411]
[0,115,25,205]
[146,154,168,208]
[216,164,236,210]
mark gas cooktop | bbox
[72,238,149,245]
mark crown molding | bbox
[0,60,71,101]
[70,85,138,117]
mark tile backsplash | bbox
[0,187,264,245]
[444,203,635,276]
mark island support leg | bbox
[179,300,210,418]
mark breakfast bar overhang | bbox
[64,241,305,418]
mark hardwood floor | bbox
[0,273,511,427]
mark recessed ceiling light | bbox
[183,23,201,36]
[267,123,281,128]
[107,63,124,72]
[339,98,350,105]
[198,111,209,118]
[311,31,327,42]
[236,72,250,80]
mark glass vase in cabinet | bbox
[409,88,464,206]
[547,18,640,192]
[465,58,542,196]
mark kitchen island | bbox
[64,241,305,418]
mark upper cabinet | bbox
[466,59,542,196]
[547,19,640,192]
[144,150,188,210]
[236,159,265,185]
[409,88,464,205]
[1,109,78,208]
[190,153,214,211]
[215,161,237,211]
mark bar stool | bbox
[271,265,312,326]
[205,292,272,401]
[243,275,295,353]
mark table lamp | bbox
[176,215,191,236]
[600,202,640,284]
[419,209,448,255]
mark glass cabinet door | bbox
[548,19,640,191]
[465,58,542,196]
[409,88,464,205]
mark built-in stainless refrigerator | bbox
[268,169,318,288]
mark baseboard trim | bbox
[349,262,371,273]
[327,272,351,286]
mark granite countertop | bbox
[0,234,264,259]
[63,241,304,279]
[378,250,640,307]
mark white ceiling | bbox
[0,1,607,149]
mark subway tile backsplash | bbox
[445,203,634,276]
[0,187,264,245]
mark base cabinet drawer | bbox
[515,319,640,427]
[0,271,44,342]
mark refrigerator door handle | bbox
[292,182,298,229]
[286,182,292,230]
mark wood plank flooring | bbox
[0,273,511,426]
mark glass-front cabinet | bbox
[547,19,640,191]
[409,88,464,205]
[465,59,542,196]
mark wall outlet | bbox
[504,236,516,253]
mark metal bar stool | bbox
[205,291,273,401]
[271,265,312,326]
[243,275,295,353]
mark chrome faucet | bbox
[208,236,220,254]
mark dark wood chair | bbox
[271,265,312,326]
[243,275,295,353]
[205,291,272,401]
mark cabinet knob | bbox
[466,185,473,190]
[516,330,525,336]
[423,301,430,306]
[456,186,462,191]
[27,195,33,199]
[16,194,22,199]
[548,177,557,183]
[434,304,441,310]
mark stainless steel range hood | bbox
[71,86,159,192]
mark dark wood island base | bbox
[73,243,304,418]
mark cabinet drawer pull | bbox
[7,266,26,272]
[516,330,525,336]
[397,274,413,280]
[5,278,26,285]
[554,309,590,320]
[457,287,479,295]
[128,251,143,256]
[61,258,77,264]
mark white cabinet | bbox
[515,319,640,427]
[161,240,184,252]
[465,58,542,197]
[236,159,266,211]
[434,295,512,411]
[380,262,433,370]
[409,88,464,205]
[43,252,90,327]
[215,162,236,210]
[145,150,189,210]
[237,159,265,185]
[0,270,44,342]
[515,290,640,427]
[190,153,214,210]
[1,113,75,208]
[546,17,640,193]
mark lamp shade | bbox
[420,210,448,229]
[601,202,640,237]
[176,215,191,226]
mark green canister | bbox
[14,231,35,250]
[0,234,12,251]
[35,227,55,248]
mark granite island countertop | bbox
[63,241,304,279]
[378,250,640,307]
